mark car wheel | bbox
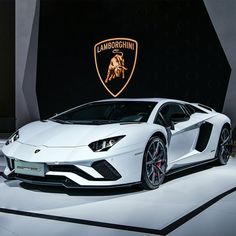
[141,137,167,190]
[216,125,232,165]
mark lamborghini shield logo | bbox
[94,38,138,97]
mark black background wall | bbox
[35,0,229,119]
[0,0,15,133]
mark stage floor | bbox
[0,154,236,236]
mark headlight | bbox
[89,135,125,152]
[5,130,20,145]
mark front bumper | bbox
[5,162,121,188]
[3,150,144,188]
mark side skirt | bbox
[166,158,218,176]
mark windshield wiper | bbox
[68,120,119,125]
[91,120,119,124]
[50,118,72,124]
[119,121,144,125]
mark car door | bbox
[155,102,203,167]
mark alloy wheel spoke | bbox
[151,171,156,184]
[155,142,160,154]
[221,131,226,142]
[221,129,229,143]
[151,143,156,154]
[146,160,153,165]
[148,151,154,159]
[154,164,165,175]
[154,150,164,161]
[148,167,154,178]
[221,147,225,156]
[221,135,230,146]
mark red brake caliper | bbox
[153,160,162,176]
[156,160,162,168]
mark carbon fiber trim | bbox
[15,174,79,188]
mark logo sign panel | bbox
[94,38,138,97]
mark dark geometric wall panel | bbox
[37,0,231,119]
[16,0,40,130]
[0,0,15,132]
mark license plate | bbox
[15,160,45,177]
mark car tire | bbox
[216,125,232,165]
[141,136,167,190]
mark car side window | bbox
[155,103,188,126]
[155,113,165,126]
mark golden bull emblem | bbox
[94,38,138,97]
[105,49,127,83]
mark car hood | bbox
[17,120,136,147]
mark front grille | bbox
[92,160,121,180]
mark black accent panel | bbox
[0,0,15,132]
[5,157,15,171]
[92,160,121,180]
[196,122,213,152]
[15,174,79,188]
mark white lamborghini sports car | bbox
[2,98,232,189]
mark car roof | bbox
[93,98,186,104]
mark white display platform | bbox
[0,157,236,236]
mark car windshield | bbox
[50,101,157,125]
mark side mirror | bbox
[170,121,175,130]
[171,113,190,123]
[165,119,175,130]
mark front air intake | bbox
[92,160,121,180]
[196,122,213,152]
